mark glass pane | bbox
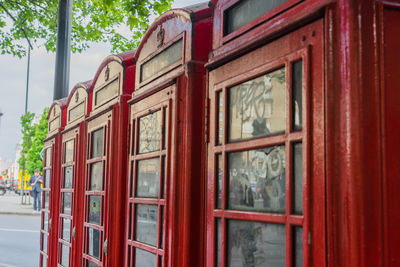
[87,260,99,267]
[162,106,168,150]
[88,227,100,259]
[216,154,223,209]
[162,156,166,199]
[216,219,222,267]
[91,128,104,158]
[292,60,303,131]
[228,145,286,213]
[61,244,69,267]
[129,204,133,240]
[138,111,162,154]
[293,143,303,214]
[89,195,101,225]
[64,167,73,189]
[62,192,72,215]
[44,191,50,209]
[228,68,286,142]
[42,234,48,253]
[42,255,47,267]
[44,169,51,188]
[217,91,224,145]
[294,227,303,267]
[225,0,290,34]
[227,220,285,267]
[160,206,164,249]
[141,39,183,82]
[42,212,48,231]
[46,148,51,167]
[136,158,160,198]
[95,77,119,106]
[135,248,157,267]
[62,218,71,242]
[90,162,103,191]
[135,204,158,247]
[64,140,74,163]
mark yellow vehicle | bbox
[18,170,32,192]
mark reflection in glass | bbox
[293,143,303,214]
[224,0,290,35]
[88,227,100,259]
[87,260,99,267]
[43,212,48,232]
[141,39,183,82]
[64,140,74,163]
[89,196,101,225]
[64,167,73,188]
[135,204,158,247]
[44,191,50,209]
[62,218,71,242]
[42,255,47,267]
[90,162,103,191]
[217,91,224,145]
[61,244,69,267]
[139,111,162,154]
[227,220,285,267]
[135,248,157,267]
[62,192,72,215]
[216,219,222,267]
[44,169,51,188]
[42,234,48,253]
[91,128,104,158]
[162,156,166,199]
[163,106,168,149]
[229,68,286,142]
[216,154,223,209]
[136,158,160,198]
[160,207,164,249]
[46,148,51,167]
[294,227,303,267]
[292,60,303,131]
[228,146,286,213]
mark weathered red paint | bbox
[57,81,92,267]
[41,98,68,267]
[42,1,400,266]
[126,3,212,267]
[81,51,135,267]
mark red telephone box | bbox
[206,0,325,266]
[41,98,68,267]
[82,51,135,267]
[125,4,212,267]
[57,81,92,267]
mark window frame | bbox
[207,47,310,267]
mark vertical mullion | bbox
[221,218,226,267]
[303,51,310,267]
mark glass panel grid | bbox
[213,57,307,267]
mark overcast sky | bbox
[0,0,201,164]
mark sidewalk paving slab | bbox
[0,193,40,216]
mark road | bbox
[0,214,40,267]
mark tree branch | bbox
[0,3,33,49]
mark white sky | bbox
[0,0,202,164]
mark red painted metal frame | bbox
[56,81,92,267]
[126,3,212,267]
[81,51,135,267]
[41,99,68,267]
[206,1,325,264]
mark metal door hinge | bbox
[49,218,52,230]
[308,232,311,245]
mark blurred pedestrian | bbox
[29,169,42,213]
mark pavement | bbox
[0,192,40,216]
